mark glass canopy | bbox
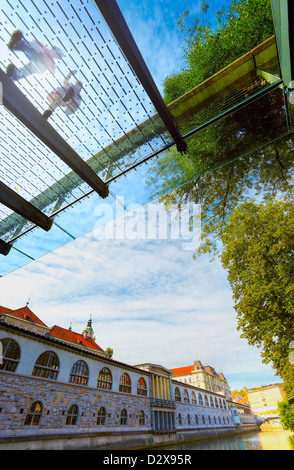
[0,0,293,276]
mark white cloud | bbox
[0,227,279,390]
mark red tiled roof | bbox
[49,325,104,352]
[1,306,48,327]
[0,306,13,314]
[170,365,194,376]
[1,305,104,353]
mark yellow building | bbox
[245,384,285,417]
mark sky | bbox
[0,0,281,392]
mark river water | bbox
[159,430,294,450]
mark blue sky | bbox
[0,0,281,391]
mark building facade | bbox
[170,360,232,400]
[245,384,285,417]
[0,305,257,449]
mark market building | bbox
[0,305,258,450]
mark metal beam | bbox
[271,0,294,87]
[0,69,109,199]
[92,0,187,154]
[0,239,12,256]
[0,181,53,232]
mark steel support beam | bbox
[271,0,294,87]
[0,239,12,256]
[0,181,53,232]
[93,0,187,154]
[0,69,109,199]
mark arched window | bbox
[214,416,217,424]
[174,387,181,402]
[219,398,223,409]
[187,414,191,425]
[66,404,78,425]
[208,415,211,425]
[139,410,145,425]
[184,389,189,403]
[223,400,227,409]
[198,393,203,405]
[97,407,106,425]
[69,360,89,385]
[195,415,199,425]
[178,413,182,425]
[0,338,20,372]
[202,415,205,424]
[119,373,131,393]
[120,408,127,425]
[137,377,147,396]
[215,397,219,408]
[204,395,209,406]
[32,350,59,380]
[210,396,214,407]
[24,401,42,426]
[97,367,112,390]
[191,391,197,404]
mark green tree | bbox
[105,347,113,359]
[277,399,294,432]
[148,0,292,258]
[164,0,275,103]
[147,0,294,390]
[220,199,294,389]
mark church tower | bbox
[82,315,95,340]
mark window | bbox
[191,391,197,404]
[184,389,189,403]
[174,387,181,402]
[119,373,131,393]
[32,350,59,380]
[0,338,20,372]
[210,396,214,407]
[187,414,191,425]
[69,360,89,385]
[215,397,219,408]
[24,401,42,426]
[139,410,145,425]
[66,404,78,425]
[97,367,112,390]
[198,393,203,405]
[120,408,127,425]
[202,415,205,424]
[97,407,106,425]
[137,377,147,396]
[178,413,182,425]
[204,395,209,406]
[195,415,199,425]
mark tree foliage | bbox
[164,0,275,104]
[277,399,294,432]
[220,199,294,390]
[147,0,294,388]
[148,0,292,258]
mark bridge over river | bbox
[0,0,293,276]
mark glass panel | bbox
[0,0,291,279]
